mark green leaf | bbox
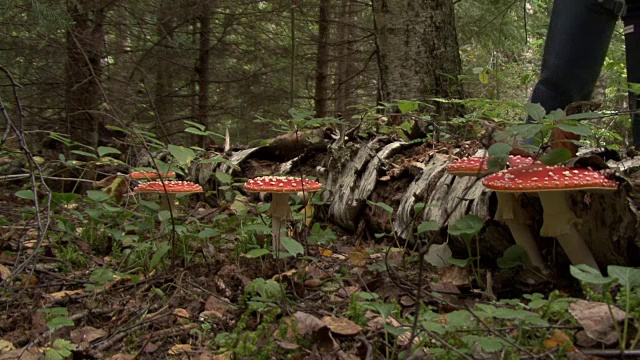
[421,320,447,335]
[71,150,98,159]
[424,243,452,269]
[245,248,271,258]
[497,245,527,269]
[479,70,489,84]
[487,143,512,157]
[97,146,121,157]
[46,316,74,331]
[150,242,170,268]
[198,228,220,239]
[15,189,35,200]
[51,192,81,204]
[556,122,593,136]
[168,144,196,166]
[157,210,172,222]
[448,215,484,237]
[547,109,566,121]
[417,221,440,234]
[184,127,209,135]
[214,172,233,184]
[183,120,206,131]
[507,124,544,139]
[367,201,393,215]
[449,257,472,267]
[445,310,474,328]
[570,264,614,284]
[608,265,640,288]
[90,268,114,284]
[280,236,304,256]
[539,147,573,165]
[397,100,419,114]
[523,103,546,121]
[462,335,505,352]
[86,190,111,202]
[565,112,602,120]
[242,223,271,234]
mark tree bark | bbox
[335,0,356,118]
[65,0,107,149]
[195,2,212,147]
[314,0,331,118]
[372,0,463,108]
[155,2,177,143]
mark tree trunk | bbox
[314,0,331,118]
[335,0,356,118]
[372,0,463,108]
[65,0,107,149]
[155,2,177,143]
[195,2,212,147]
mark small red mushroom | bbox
[134,180,203,211]
[448,155,545,269]
[244,176,322,252]
[483,164,618,272]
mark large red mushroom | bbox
[448,155,546,269]
[483,164,618,272]
[244,176,322,252]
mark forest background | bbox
[0,0,632,151]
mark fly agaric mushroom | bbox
[128,170,176,181]
[133,180,203,211]
[448,155,546,269]
[244,176,322,252]
[482,164,618,272]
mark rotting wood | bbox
[326,139,384,230]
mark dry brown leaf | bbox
[70,326,107,344]
[322,316,362,336]
[0,265,10,281]
[0,339,15,353]
[318,247,333,257]
[106,355,136,360]
[168,344,193,355]
[347,247,370,267]
[304,279,321,288]
[43,290,84,303]
[0,347,41,360]
[276,341,300,350]
[440,266,471,286]
[204,296,233,315]
[569,300,626,345]
[543,330,576,351]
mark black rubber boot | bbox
[530,0,619,113]
[623,1,640,149]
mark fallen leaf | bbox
[168,344,193,355]
[70,326,107,344]
[440,266,471,286]
[43,290,84,303]
[348,247,370,267]
[0,265,10,281]
[276,341,300,350]
[322,316,362,336]
[424,243,452,269]
[318,247,333,257]
[0,339,15,353]
[204,296,233,315]
[543,330,575,351]
[106,355,136,360]
[569,300,626,345]
[0,347,41,360]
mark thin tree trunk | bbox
[195,2,212,147]
[155,2,176,143]
[314,0,331,118]
[65,0,107,149]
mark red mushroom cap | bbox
[133,180,203,193]
[447,155,536,176]
[482,164,618,192]
[244,176,322,193]
[128,171,176,180]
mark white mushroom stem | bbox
[268,193,292,252]
[538,192,600,272]
[495,193,546,270]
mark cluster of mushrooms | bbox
[448,155,618,273]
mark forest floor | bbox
[0,170,637,360]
